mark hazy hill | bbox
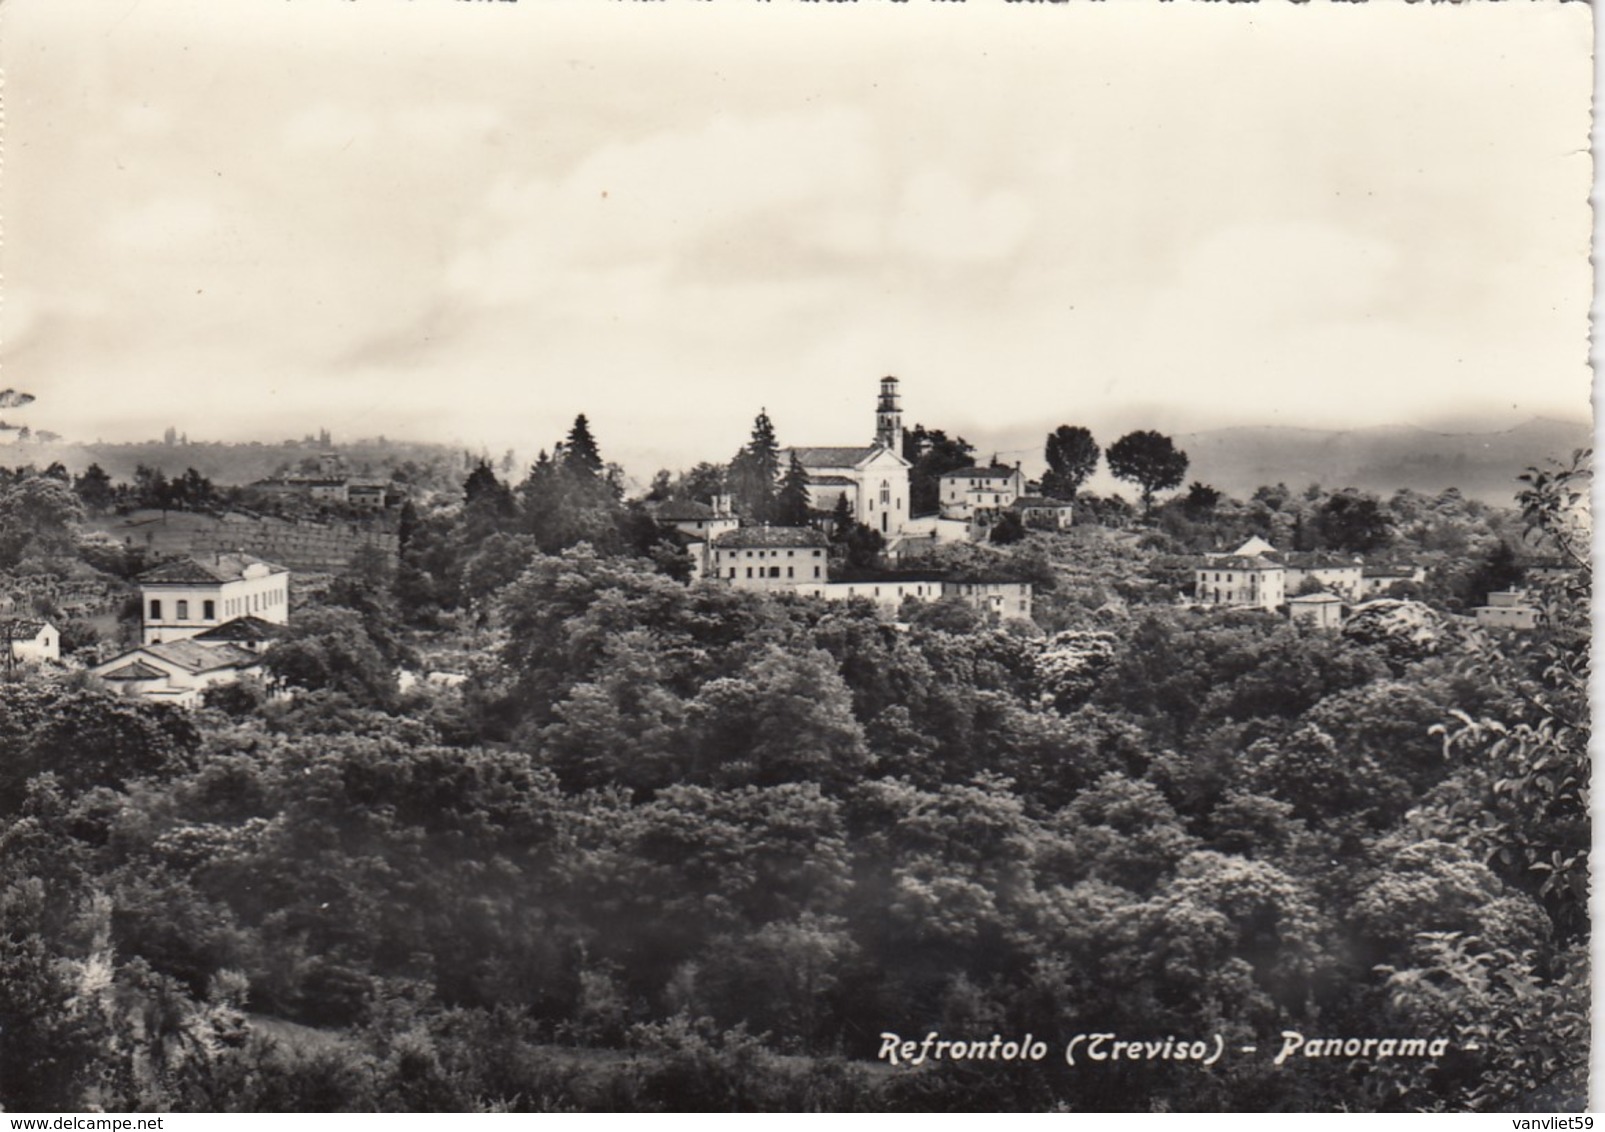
[971,415,1591,507]
[0,436,475,487]
[1172,417,1592,505]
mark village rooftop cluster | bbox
[0,375,1555,705]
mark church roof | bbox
[788,446,880,469]
[714,526,830,549]
[808,475,857,486]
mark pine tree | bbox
[73,464,114,512]
[775,454,813,527]
[730,409,781,521]
[563,414,604,478]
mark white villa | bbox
[137,553,290,645]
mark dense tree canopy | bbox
[1106,430,1189,515]
[903,425,976,516]
[1042,425,1100,500]
[0,440,1585,1112]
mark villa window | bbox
[176,600,189,620]
[149,599,162,620]
[204,600,215,620]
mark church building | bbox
[781,376,913,537]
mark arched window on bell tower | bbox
[875,375,901,449]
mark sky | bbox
[0,0,1594,479]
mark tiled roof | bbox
[808,475,858,486]
[139,554,286,584]
[101,660,168,681]
[944,573,1032,586]
[145,640,260,673]
[713,526,830,549]
[192,616,280,643]
[941,466,1019,481]
[654,500,718,521]
[1012,495,1072,509]
[1288,592,1344,604]
[1202,555,1284,571]
[0,618,49,638]
[788,446,879,468]
[1363,563,1420,577]
[1276,552,1360,569]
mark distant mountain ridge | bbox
[1173,417,1592,506]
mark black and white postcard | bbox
[0,0,1592,1115]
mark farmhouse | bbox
[91,638,265,706]
[1472,588,1539,631]
[1011,495,1074,530]
[1194,555,1286,612]
[711,526,830,589]
[1287,592,1345,629]
[1278,552,1364,600]
[939,465,1026,521]
[1,618,59,666]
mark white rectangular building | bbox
[138,554,290,645]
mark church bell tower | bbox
[875,375,902,450]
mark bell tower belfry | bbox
[874,375,902,450]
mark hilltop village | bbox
[0,378,1588,1113]
[0,376,1559,701]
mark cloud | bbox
[443,104,887,310]
[890,168,1034,266]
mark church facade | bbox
[782,376,913,537]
